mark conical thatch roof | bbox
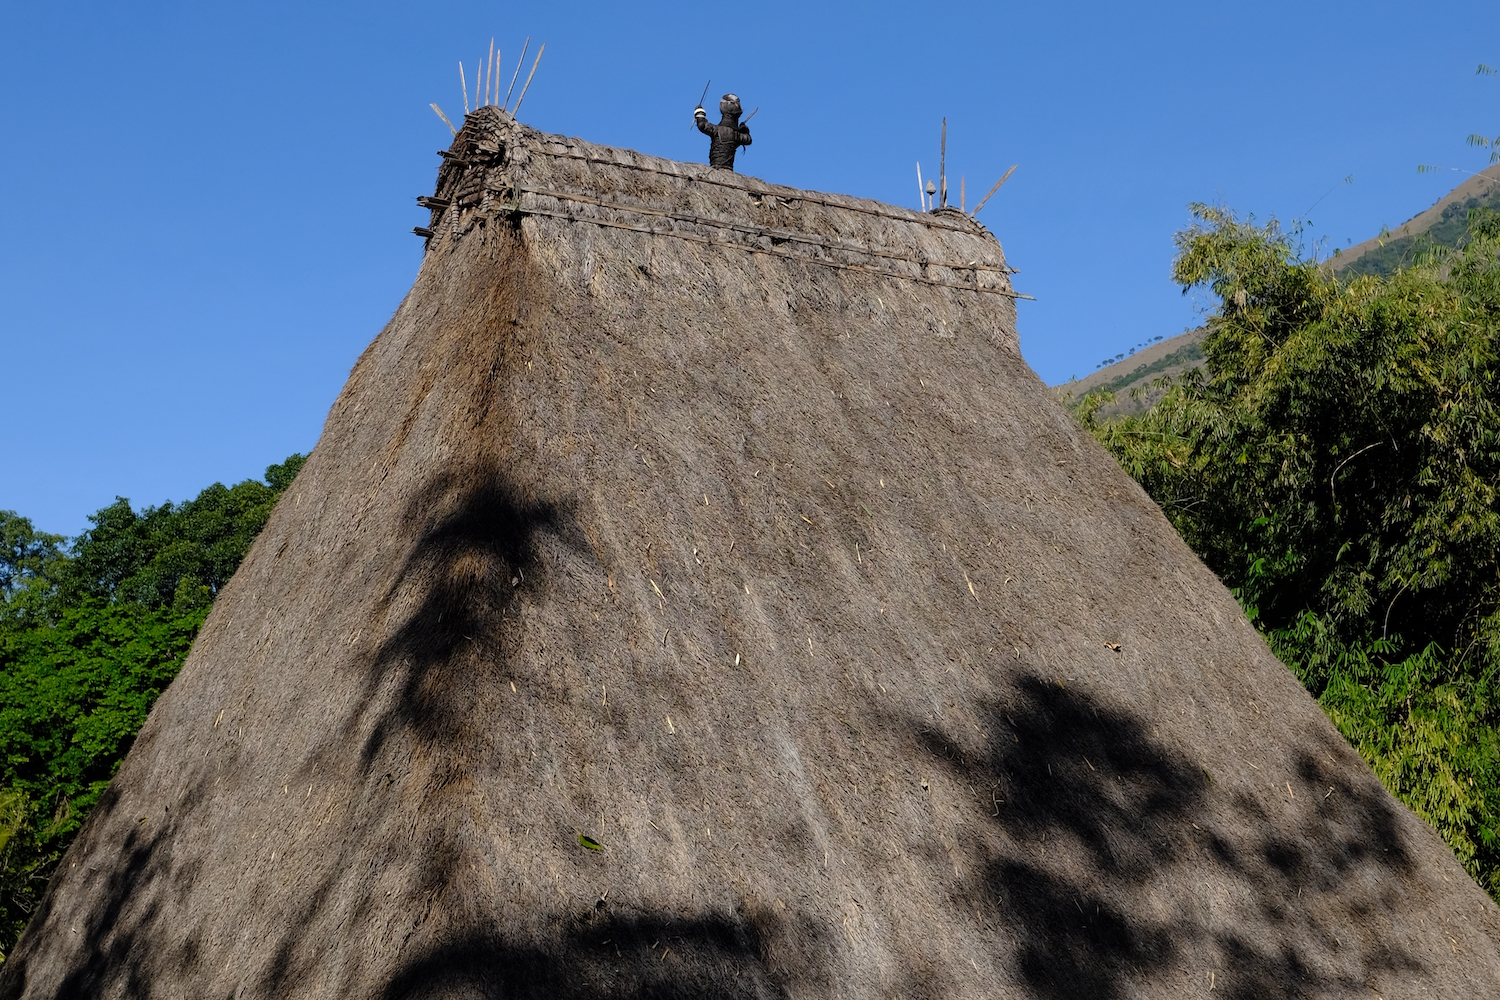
[6,107,1499,999]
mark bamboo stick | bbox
[505,37,530,111]
[459,62,469,115]
[939,117,947,208]
[971,165,1016,216]
[511,43,546,116]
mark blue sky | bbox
[3,0,1499,535]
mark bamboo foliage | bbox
[1079,203,1500,898]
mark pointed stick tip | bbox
[971,164,1017,216]
[510,42,547,118]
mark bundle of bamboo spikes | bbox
[916,116,1017,218]
[430,35,547,136]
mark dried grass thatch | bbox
[4,108,1499,998]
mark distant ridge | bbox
[1055,163,1500,399]
[1056,328,1204,416]
[1333,162,1500,277]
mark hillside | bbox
[1054,327,1204,417]
[1058,163,1500,401]
[1333,162,1500,277]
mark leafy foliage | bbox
[61,454,305,610]
[1080,205,1500,896]
[0,517,63,605]
[0,455,303,955]
[1465,63,1500,164]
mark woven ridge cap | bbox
[464,106,983,238]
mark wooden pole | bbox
[487,38,495,105]
[939,117,947,208]
[916,162,925,212]
[511,43,546,116]
[971,164,1017,216]
[505,37,530,111]
[430,103,457,135]
[459,62,469,115]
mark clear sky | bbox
[4,0,1499,535]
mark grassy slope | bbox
[1055,329,1205,417]
[1054,164,1500,402]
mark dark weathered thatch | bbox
[5,107,1498,999]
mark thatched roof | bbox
[5,107,1498,999]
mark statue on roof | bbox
[694,93,752,171]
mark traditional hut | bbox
[4,107,1498,999]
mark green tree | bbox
[0,454,303,955]
[0,515,65,607]
[0,600,205,950]
[1081,206,1500,894]
[62,453,306,609]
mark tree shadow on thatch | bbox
[349,465,591,772]
[0,778,206,1000]
[294,464,834,999]
[915,674,1423,1000]
[251,466,600,996]
[380,902,830,1000]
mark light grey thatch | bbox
[4,108,1499,999]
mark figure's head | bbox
[719,93,742,117]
